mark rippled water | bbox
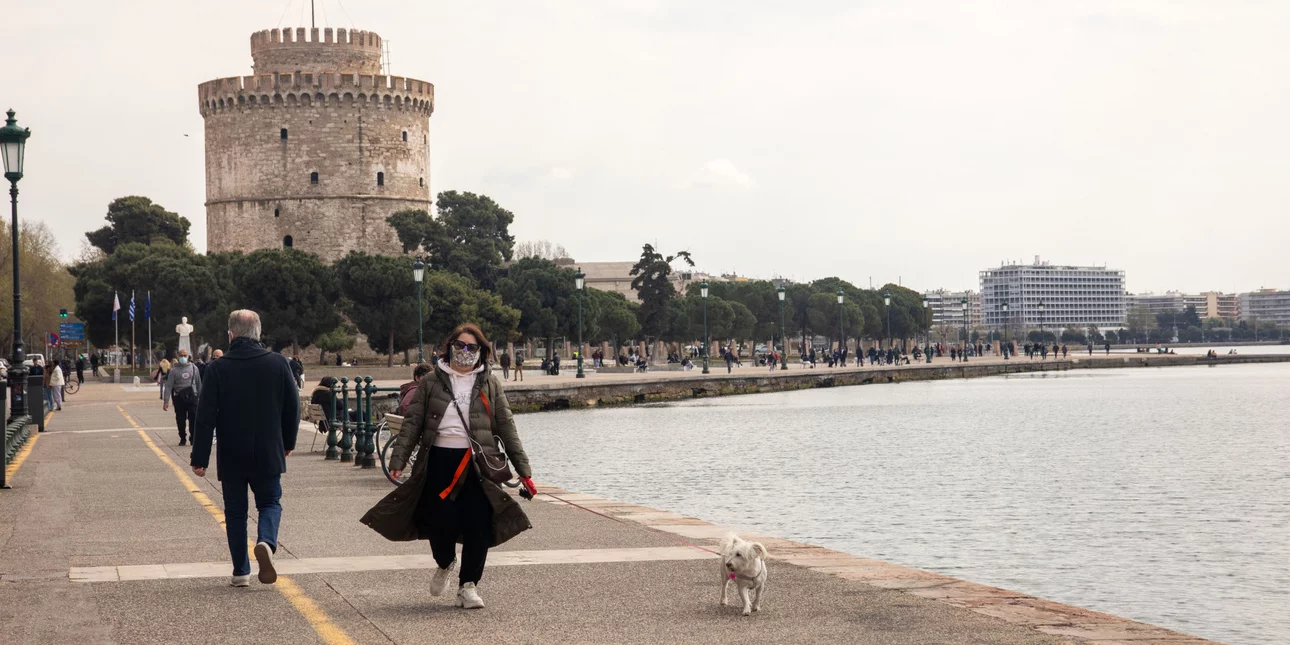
[519,363,1290,645]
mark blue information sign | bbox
[59,322,85,341]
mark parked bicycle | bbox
[63,380,80,395]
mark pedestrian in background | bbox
[155,356,171,400]
[75,354,86,384]
[191,310,300,588]
[289,354,305,389]
[498,351,511,381]
[48,358,65,411]
[513,352,523,382]
[163,349,202,446]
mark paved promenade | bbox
[0,382,1215,644]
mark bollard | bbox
[360,377,377,468]
[324,381,340,460]
[26,374,45,432]
[352,375,367,467]
[338,377,354,463]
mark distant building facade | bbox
[979,257,1127,331]
[1239,288,1290,324]
[923,289,982,329]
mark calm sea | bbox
[520,363,1290,645]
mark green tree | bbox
[630,244,694,340]
[387,191,517,289]
[233,249,340,352]
[335,251,424,367]
[86,196,191,254]
[422,270,520,350]
[586,288,640,354]
[494,257,584,359]
[315,325,356,366]
[0,221,75,356]
[1179,304,1202,329]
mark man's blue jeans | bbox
[221,473,282,576]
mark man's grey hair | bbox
[228,309,262,340]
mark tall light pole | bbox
[883,290,891,350]
[412,258,425,362]
[1038,300,1045,346]
[837,288,845,365]
[701,281,710,374]
[575,269,585,379]
[960,296,969,363]
[777,284,787,370]
[2,110,32,421]
[922,296,929,346]
[1002,301,1009,349]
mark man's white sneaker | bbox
[430,560,456,597]
[456,582,485,609]
[254,542,277,584]
[230,575,251,587]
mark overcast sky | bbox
[8,0,1288,294]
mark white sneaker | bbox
[456,582,485,609]
[430,560,456,596]
[254,542,277,584]
[230,574,251,587]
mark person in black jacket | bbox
[190,310,300,588]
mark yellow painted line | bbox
[4,432,39,480]
[117,405,356,645]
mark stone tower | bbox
[198,27,434,261]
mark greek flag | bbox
[145,291,151,320]
[112,292,120,321]
[129,292,135,323]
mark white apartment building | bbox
[979,257,1127,331]
[923,290,982,330]
[1239,289,1290,324]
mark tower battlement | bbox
[251,27,384,75]
[198,71,434,116]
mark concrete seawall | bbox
[504,353,1290,413]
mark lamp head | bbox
[412,257,425,282]
[883,290,891,307]
[0,109,31,182]
[837,288,844,304]
[574,269,585,291]
[700,281,709,298]
[777,285,785,301]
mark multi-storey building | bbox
[1132,291,1187,314]
[1200,292,1240,320]
[1239,289,1290,324]
[923,289,982,330]
[979,257,1127,331]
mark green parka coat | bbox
[360,364,532,546]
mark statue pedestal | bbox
[113,368,120,384]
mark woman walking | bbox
[361,324,536,609]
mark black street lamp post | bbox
[575,269,585,379]
[701,281,710,374]
[960,296,969,363]
[777,285,787,370]
[1039,300,1045,345]
[922,296,929,346]
[837,289,845,366]
[883,290,891,350]
[1002,301,1009,349]
[412,258,425,362]
[1,110,32,421]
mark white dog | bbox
[719,533,768,616]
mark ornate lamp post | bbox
[1002,301,1009,347]
[701,281,710,374]
[575,269,585,379]
[412,258,425,362]
[2,110,32,421]
[1038,300,1045,345]
[960,296,969,362]
[922,296,929,346]
[777,284,787,370]
[837,289,846,364]
[883,290,892,349]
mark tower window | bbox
[377,172,385,186]
[283,235,293,248]
[402,131,408,142]
[280,128,288,140]
[274,208,280,218]
[310,172,319,184]
[419,177,423,187]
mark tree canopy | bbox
[86,196,191,254]
[335,251,423,366]
[232,249,340,351]
[387,191,516,289]
[630,244,693,339]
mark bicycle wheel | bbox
[64,380,80,395]
[380,434,416,485]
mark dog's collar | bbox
[731,560,764,582]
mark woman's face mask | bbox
[451,340,481,368]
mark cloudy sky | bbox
[8,0,1288,293]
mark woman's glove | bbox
[519,477,537,499]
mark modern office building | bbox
[979,257,1127,331]
[1239,289,1290,324]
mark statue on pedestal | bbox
[176,317,194,354]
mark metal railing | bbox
[322,377,400,469]
[1,414,33,489]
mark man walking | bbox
[289,354,304,389]
[191,310,300,588]
[75,354,86,384]
[499,350,511,381]
[163,349,202,446]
